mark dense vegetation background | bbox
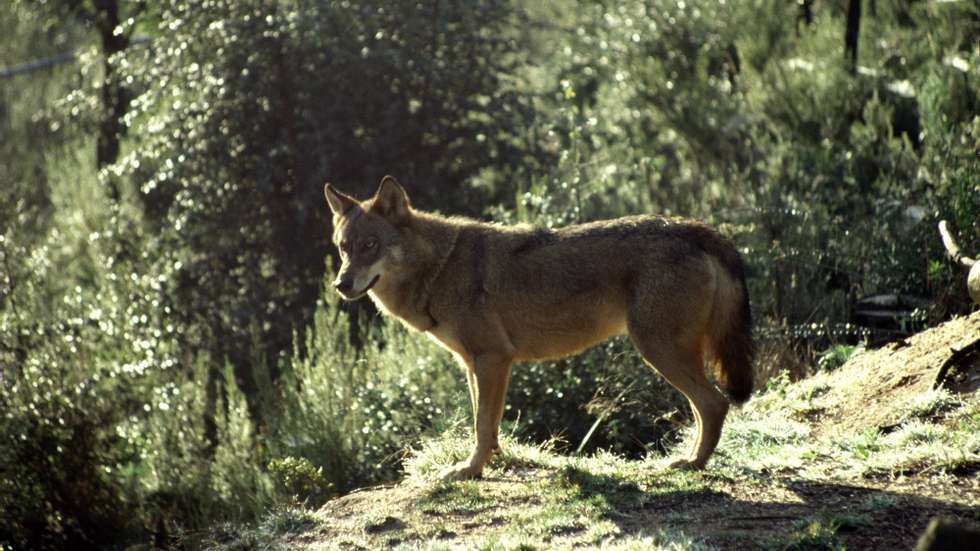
[1,0,977,548]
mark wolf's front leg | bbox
[441,352,513,481]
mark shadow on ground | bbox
[558,467,979,550]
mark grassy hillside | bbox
[203,312,980,550]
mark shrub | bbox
[0,175,277,546]
[0,212,177,547]
[507,338,687,458]
[263,277,467,498]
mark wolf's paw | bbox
[668,458,705,471]
[439,462,484,481]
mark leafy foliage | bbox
[262,281,466,498]
[115,0,538,379]
[507,337,686,458]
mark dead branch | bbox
[938,220,976,268]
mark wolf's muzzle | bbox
[333,275,354,296]
[334,273,380,299]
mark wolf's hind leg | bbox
[628,320,729,469]
[464,362,478,434]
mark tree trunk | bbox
[93,0,130,196]
[845,0,862,74]
[797,0,814,35]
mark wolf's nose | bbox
[333,276,353,294]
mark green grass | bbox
[368,434,725,549]
[767,513,851,551]
[709,375,980,480]
[418,482,499,516]
[201,505,321,551]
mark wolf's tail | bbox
[717,279,754,404]
[711,252,755,405]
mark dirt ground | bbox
[813,310,980,438]
[303,464,978,550]
[642,469,979,549]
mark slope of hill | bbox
[207,311,980,550]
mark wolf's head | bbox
[324,175,413,300]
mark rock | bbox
[915,516,980,551]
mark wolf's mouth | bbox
[362,274,381,294]
[342,273,380,299]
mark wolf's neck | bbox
[369,212,460,332]
[417,224,459,300]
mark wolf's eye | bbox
[364,239,377,250]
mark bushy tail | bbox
[685,223,755,404]
[715,264,755,405]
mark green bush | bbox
[263,278,466,498]
[268,457,332,507]
[507,338,687,458]
[0,211,275,547]
[0,205,165,548]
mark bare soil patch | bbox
[813,310,979,438]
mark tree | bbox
[845,0,862,73]
[23,0,145,198]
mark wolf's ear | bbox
[324,183,357,216]
[369,175,410,222]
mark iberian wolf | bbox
[325,176,753,479]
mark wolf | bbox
[324,176,754,480]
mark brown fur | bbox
[325,176,754,479]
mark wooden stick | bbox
[938,220,976,268]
